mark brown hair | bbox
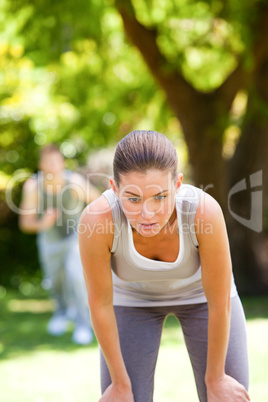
[113,130,178,186]
[39,143,63,159]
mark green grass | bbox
[1,289,268,401]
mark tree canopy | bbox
[0,0,267,292]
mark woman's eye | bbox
[155,195,166,200]
[129,197,141,203]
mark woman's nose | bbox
[141,202,155,219]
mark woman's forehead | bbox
[118,170,175,193]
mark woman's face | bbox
[39,152,65,177]
[111,169,183,237]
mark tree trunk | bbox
[228,56,268,294]
[170,94,229,210]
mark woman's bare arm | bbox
[78,196,133,401]
[196,193,250,401]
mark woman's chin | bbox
[135,223,161,237]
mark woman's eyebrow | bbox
[125,190,168,197]
[125,191,141,197]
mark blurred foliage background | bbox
[0,0,268,294]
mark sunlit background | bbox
[0,0,268,401]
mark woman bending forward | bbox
[79,130,250,402]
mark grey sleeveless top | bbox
[36,170,85,242]
[103,184,237,307]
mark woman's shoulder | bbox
[22,175,38,192]
[80,194,113,226]
[196,191,223,222]
[176,184,204,216]
[177,183,203,201]
[177,183,223,222]
[79,194,115,251]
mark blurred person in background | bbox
[19,143,100,345]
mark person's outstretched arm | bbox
[78,196,134,402]
[196,193,250,402]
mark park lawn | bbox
[0,288,268,402]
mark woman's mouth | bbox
[139,223,157,230]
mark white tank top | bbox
[103,184,237,307]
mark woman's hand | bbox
[99,383,134,402]
[207,374,250,401]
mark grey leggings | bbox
[100,295,249,402]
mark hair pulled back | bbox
[113,130,178,186]
[39,143,62,159]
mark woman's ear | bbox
[175,173,183,193]
[109,177,119,196]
